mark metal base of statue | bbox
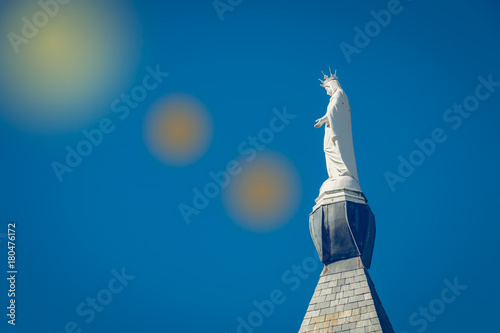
[310,199,375,268]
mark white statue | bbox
[314,69,362,196]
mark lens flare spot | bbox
[0,0,140,133]
[144,94,212,166]
[223,153,301,232]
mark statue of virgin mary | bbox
[314,70,362,194]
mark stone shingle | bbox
[299,258,394,333]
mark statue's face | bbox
[325,85,333,96]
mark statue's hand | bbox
[314,117,326,128]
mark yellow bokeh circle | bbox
[144,94,213,166]
[223,152,301,232]
[0,0,140,132]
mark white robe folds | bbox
[323,87,359,183]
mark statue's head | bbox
[319,68,341,96]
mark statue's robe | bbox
[323,87,359,183]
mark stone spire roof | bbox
[299,257,394,332]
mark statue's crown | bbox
[319,67,338,87]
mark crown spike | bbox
[318,67,339,87]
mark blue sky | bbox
[0,0,499,332]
